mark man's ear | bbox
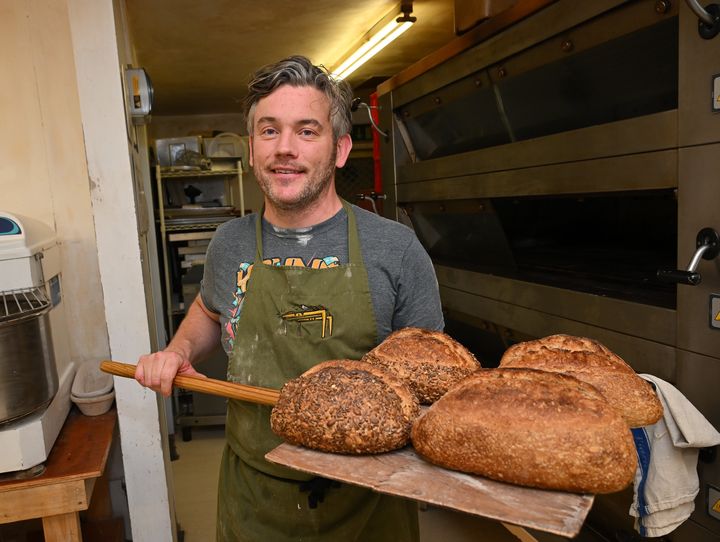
[334,134,353,168]
[248,136,254,167]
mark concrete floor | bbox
[171,426,529,542]
[172,426,225,541]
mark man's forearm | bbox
[165,294,222,364]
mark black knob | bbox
[657,269,702,285]
[698,3,720,39]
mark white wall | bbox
[0,0,109,373]
[68,0,175,540]
[0,0,175,540]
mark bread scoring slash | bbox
[499,334,662,428]
[362,327,481,404]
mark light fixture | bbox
[331,2,416,81]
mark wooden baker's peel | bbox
[100,360,280,405]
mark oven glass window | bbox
[399,16,678,161]
[404,190,678,308]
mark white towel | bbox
[629,374,720,537]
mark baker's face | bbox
[249,85,350,212]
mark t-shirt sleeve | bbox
[200,219,241,316]
[391,235,445,332]
[200,239,219,315]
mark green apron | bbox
[217,201,419,542]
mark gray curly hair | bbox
[244,56,353,141]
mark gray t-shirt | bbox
[201,203,444,355]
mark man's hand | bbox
[135,294,220,397]
[135,350,206,397]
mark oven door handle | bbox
[657,228,720,285]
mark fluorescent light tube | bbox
[332,19,414,80]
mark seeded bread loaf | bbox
[499,334,662,427]
[362,327,481,404]
[411,368,637,494]
[270,360,419,454]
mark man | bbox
[136,55,444,541]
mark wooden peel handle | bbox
[100,360,280,406]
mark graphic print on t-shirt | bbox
[225,256,339,349]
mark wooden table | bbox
[0,408,117,541]
[267,443,595,539]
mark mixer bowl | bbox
[0,295,58,425]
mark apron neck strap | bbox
[343,199,362,265]
[255,199,362,264]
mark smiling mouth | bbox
[270,166,305,175]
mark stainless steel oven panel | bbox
[393,0,634,108]
[436,265,677,377]
[668,520,720,542]
[380,92,400,221]
[677,144,720,361]
[397,149,677,202]
[435,264,677,344]
[396,111,677,187]
[679,5,720,147]
[677,1,720,363]
[676,349,720,537]
[484,0,679,87]
[439,285,677,381]
[677,349,720,443]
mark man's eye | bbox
[300,129,317,137]
[260,127,277,136]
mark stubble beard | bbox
[255,148,338,212]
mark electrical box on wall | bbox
[124,67,153,124]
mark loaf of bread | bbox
[411,368,637,494]
[362,327,481,404]
[270,360,419,454]
[499,334,662,427]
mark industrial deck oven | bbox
[376,1,720,540]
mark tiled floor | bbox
[171,427,526,542]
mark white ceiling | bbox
[124,0,457,116]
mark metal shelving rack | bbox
[156,163,245,440]
[155,164,244,336]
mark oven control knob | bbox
[657,228,720,285]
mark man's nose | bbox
[275,130,298,157]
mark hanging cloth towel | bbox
[630,374,720,537]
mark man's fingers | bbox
[135,351,194,396]
[160,361,178,397]
[178,364,207,378]
[135,363,144,385]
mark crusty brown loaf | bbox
[362,327,481,404]
[411,368,638,494]
[501,334,627,366]
[499,334,662,428]
[270,360,419,454]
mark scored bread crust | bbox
[411,368,638,494]
[270,360,419,454]
[362,327,481,404]
[499,334,662,428]
[501,334,628,367]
